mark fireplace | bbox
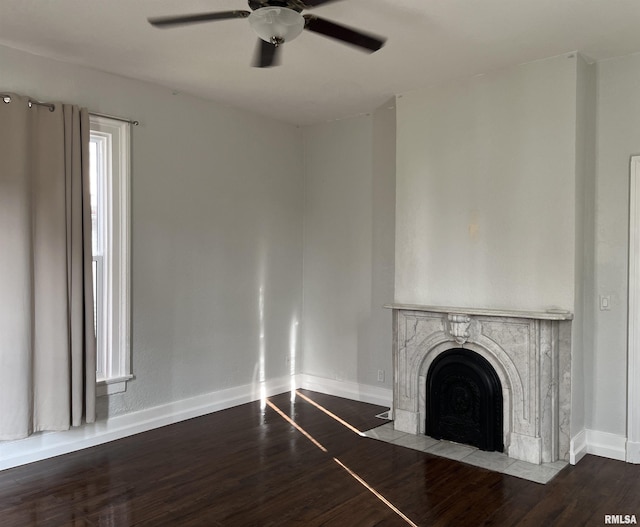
[426,348,503,452]
[387,304,572,464]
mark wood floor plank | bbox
[1,390,640,526]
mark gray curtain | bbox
[0,93,96,440]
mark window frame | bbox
[89,116,132,396]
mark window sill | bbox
[97,375,134,397]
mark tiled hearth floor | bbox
[363,421,568,484]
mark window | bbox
[90,116,132,396]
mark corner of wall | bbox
[570,429,587,464]
[298,373,392,408]
[571,52,597,440]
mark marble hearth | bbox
[386,304,573,465]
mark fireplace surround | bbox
[386,304,573,464]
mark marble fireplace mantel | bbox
[385,304,573,465]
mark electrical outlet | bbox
[377,369,385,383]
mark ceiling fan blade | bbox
[148,10,250,28]
[253,39,281,68]
[303,15,385,52]
[300,0,345,7]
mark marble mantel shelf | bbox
[384,303,574,321]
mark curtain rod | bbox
[1,93,139,126]
[90,111,139,126]
[1,93,55,112]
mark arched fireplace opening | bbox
[426,348,503,452]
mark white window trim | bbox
[90,116,132,396]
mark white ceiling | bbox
[2,0,640,125]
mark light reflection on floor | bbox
[265,400,328,453]
[294,390,365,436]
[266,395,419,527]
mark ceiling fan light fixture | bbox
[248,6,305,44]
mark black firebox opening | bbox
[426,348,503,452]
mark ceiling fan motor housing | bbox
[248,6,305,44]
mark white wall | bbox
[589,52,640,436]
[0,44,304,419]
[395,54,578,312]
[572,55,597,438]
[370,102,397,387]
[302,104,395,391]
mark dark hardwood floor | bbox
[1,390,639,526]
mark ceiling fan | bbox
[148,0,386,68]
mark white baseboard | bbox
[0,375,294,472]
[586,429,627,462]
[5,375,634,471]
[0,374,391,471]
[627,440,640,463]
[534,428,630,466]
[297,374,392,408]
[570,429,587,465]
